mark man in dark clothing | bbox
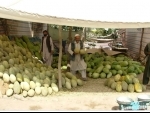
[40,30,54,66]
[143,42,150,88]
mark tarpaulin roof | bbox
[0,0,150,28]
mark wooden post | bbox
[83,27,86,42]
[68,26,72,43]
[139,28,144,59]
[58,25,62,89]
[66,26,72,64]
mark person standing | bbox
[142,42,150,87]
[40,30,54,67]
[68,34,87,81]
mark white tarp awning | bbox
[0,0,150,28]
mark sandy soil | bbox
[0,74,150,111]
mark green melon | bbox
[92,73,99,79]
[13,81,21,94]
[125,75,132,84]
[2,61,9,69]
[116,83,122,92]
[114,74,121,82]
[27,89,35,97]
[107,72,112,78]
[121,81,128,91]
[74,48,80,54]
[111,70,117,75]
[77,79,83,86]
[132,78,139,84]
[16,73,23,82]
[65,81,71,89]
[88,72,92,78]
[23,90,28,97]
[6,89,13,97]
[111,82,117,90]
[23,82,30,91]
[100,72,106,78]
[51,83,59,92]
[35,86,42,95]
[115,65,121,70]
[66,72,73,79]
[9,59,15,65]
[9,84,14,89]
[71,79,77,88]
[128,84,134,92]
[0,65,5,73]
[3,73,10,83]
[117,70,123,75]
[102,68,109,74]
[41,87,48,96]
[105,64,111,70]
[108,78,115,87]
[30,81,36,89]
[95,65,104,73]
[0,72,3,77]
[48,87,53,95]
[80,49,86,55]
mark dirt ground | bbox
[0,73,150,111]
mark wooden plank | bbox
[6,19,29,25]
[102,48,124,56]
[9,32,31,36]
[8,27,31,32]
[58,25,62,89]
[7,20,29,26]
[7,24,30,29]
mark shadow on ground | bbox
[111,106,119,110]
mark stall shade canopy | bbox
[0,0,150,28]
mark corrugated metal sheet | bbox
[0,18,47,38]
[125,28,150,60]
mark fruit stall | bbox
[0,0,149,100]
[0,32,146,98]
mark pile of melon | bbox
[104,73,146,93]
[52,55,68,68]
[0,35,83,97]
[85,52,145,79]
[14,36,42,60]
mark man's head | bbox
[43,30,48,37]
[74,34,81,43]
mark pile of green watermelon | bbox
[85,52,145,79]
[14,36,42,60]
[52,55,68,69]
[84,52,146,93]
